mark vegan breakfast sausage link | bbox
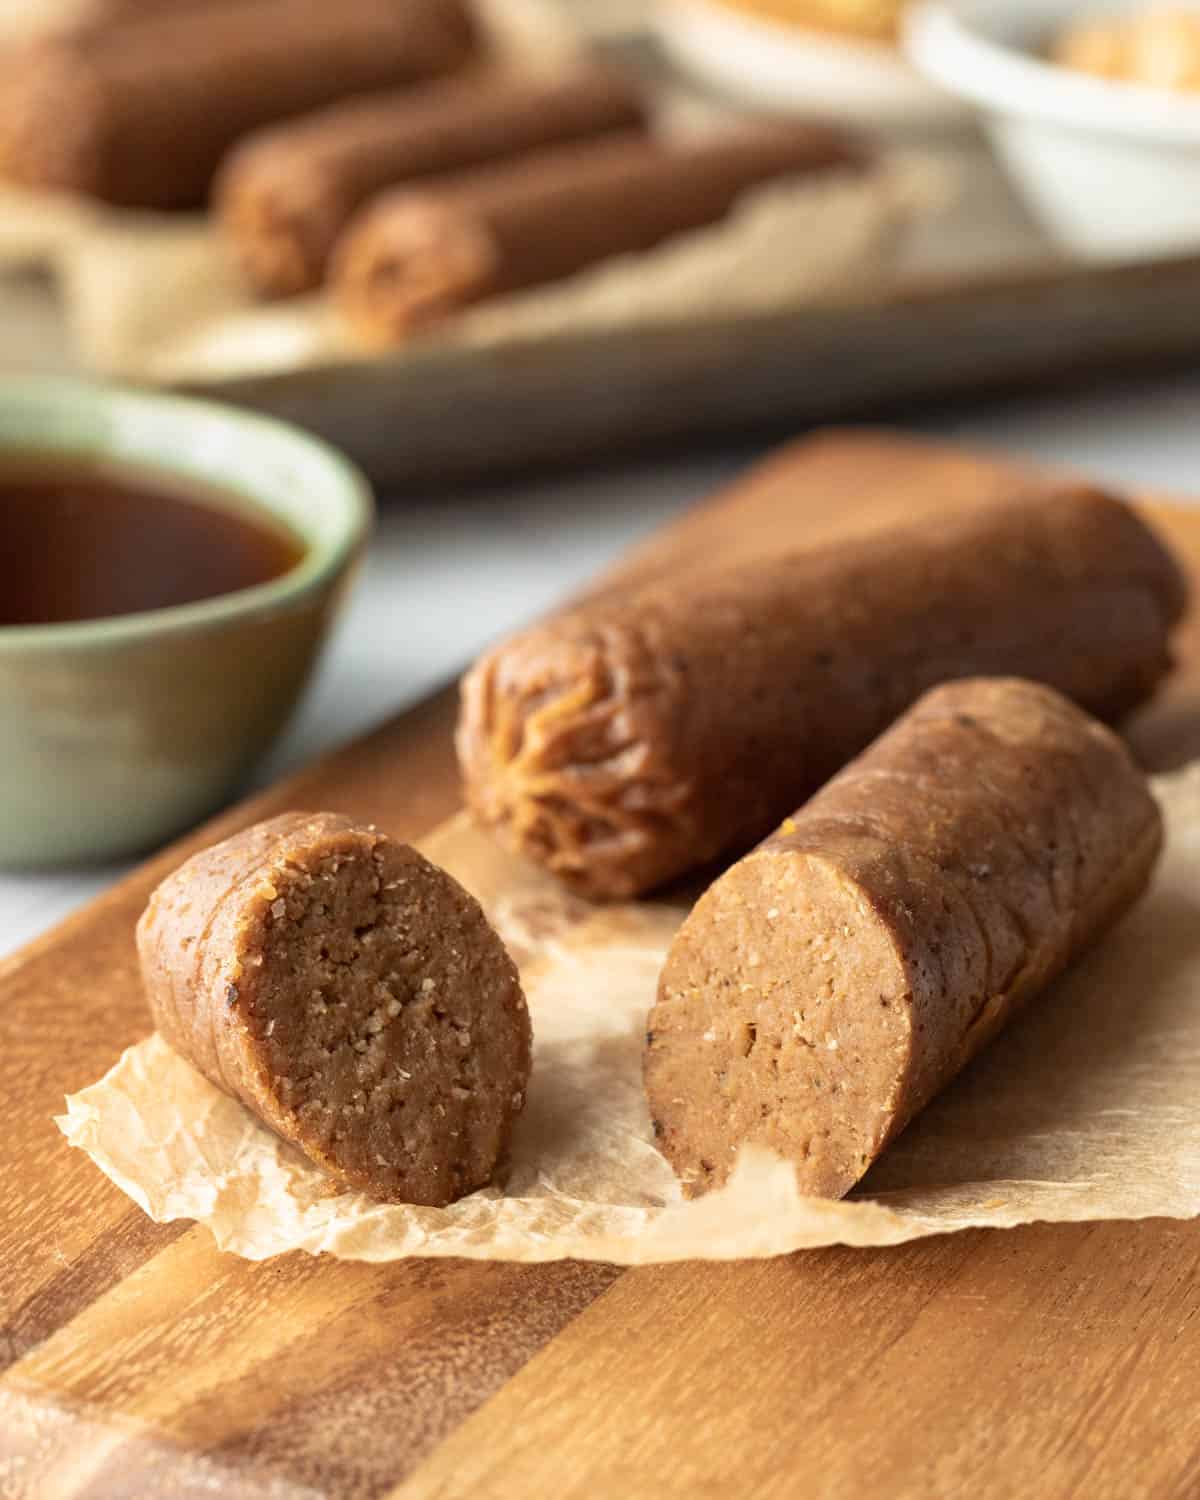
[644,677,1164,1199]
[217,66,650,298]
[0,0,477,208]
[457,486,1187,900]
[137,811,531,1208]
[332,122,867,342]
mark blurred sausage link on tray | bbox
[333,121,869,343]
[217,65,650,299]
[0,0,480,207]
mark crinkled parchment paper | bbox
[0,0,945,382]
[58,764,1200,1264]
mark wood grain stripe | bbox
[6,1230,619,1498]
[395,1220,1200,1500]
[0,1214,186,1371]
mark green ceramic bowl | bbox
[0,377,373,867]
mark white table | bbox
[3,373,1199,957]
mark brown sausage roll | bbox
[333,122,866,342]
[645,677,1163,1199]
[137,811,532,1208]
[217,66,650,299]
[0,0,477,208]
[458,487,1186,900]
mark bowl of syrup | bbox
[0,377,372,866]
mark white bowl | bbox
[905,0,1200,260]
[654,0,973,130]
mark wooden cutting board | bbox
[4,431,1200,1500]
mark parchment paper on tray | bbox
[46,161,932,383]
[58,764,1200,1265]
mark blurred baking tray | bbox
[183,252,1200,484]
[3,1,1200,485]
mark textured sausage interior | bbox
[647,852,911,1199]
[232,835,528,1205]
[646,679,1164,1199]
[138,814,531,1208]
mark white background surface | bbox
[3,373,1200,959]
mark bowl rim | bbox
[655,0,975,127]
[0,375,374,654]
[904,0,1200,145]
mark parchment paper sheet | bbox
[0,0,943,383]
[58,764,1200,1264]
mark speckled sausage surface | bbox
[458,487,1186,899]
[645,678,1163,1199]
[137,811,531,1207]
[0,0,477,207]
[217,66,649,298]
[333,122,866,341]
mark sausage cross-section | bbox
[137,812,531,1207]
[644,678,1163,1199]
[458,487,1186,899]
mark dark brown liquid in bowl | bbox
[1,459,306,626]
